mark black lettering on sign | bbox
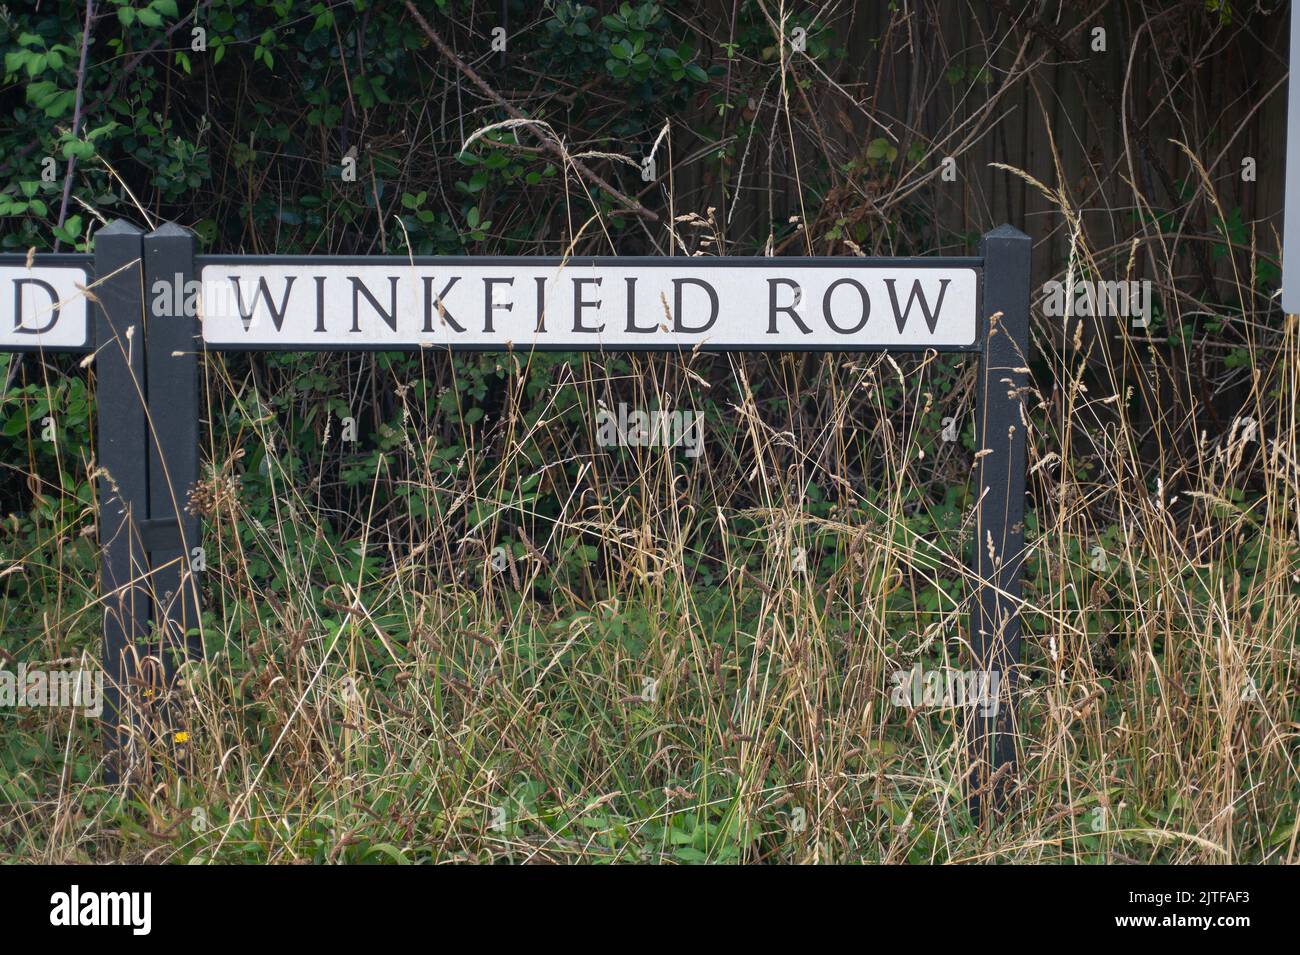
[230,275,296,333]
[422,276,464,333]
[767,279,810,334]
[625,277,655,333]
[573,277,603,333]
[673,278,718,333]
[534,276,547,333]
[313,276,327,332]
[483,277,514,333]
[822,278,870,334]
[884,278,950,335]
[350,276,399,333]
[13,278,59,334]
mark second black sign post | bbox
[97,225,1033,820]
[970,226,1031,819]
[142,224,202,668]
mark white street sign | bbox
[197,262,979,349]
[0,266,91,349]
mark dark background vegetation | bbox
[1,0,1287,519]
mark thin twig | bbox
[402,0,658,222]
[53,0,95,251]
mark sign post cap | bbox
[96,218,145,238]
[981,223,1029,242]
[146,221,196,239]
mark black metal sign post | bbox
[142,224,202,667]
[91,221,151,785]
[1,224,1031,818]
[970,226,1031,819]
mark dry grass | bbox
[3,249,1297,862]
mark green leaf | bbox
[866,137,897,163]
[360,843,410,863]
